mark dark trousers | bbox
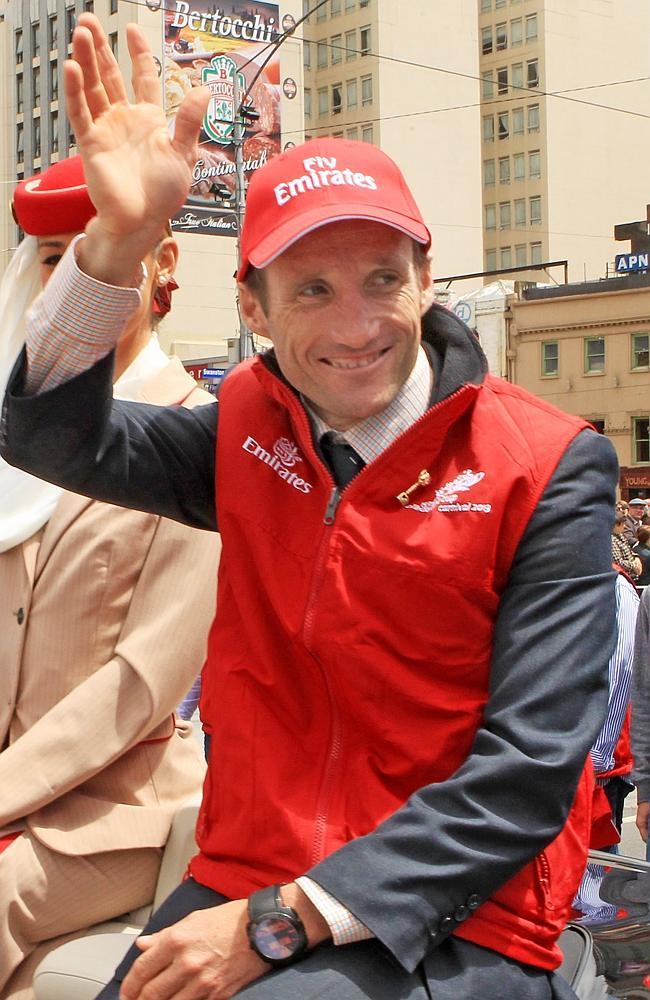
[604,775,633,834]
[96,877,578,1000]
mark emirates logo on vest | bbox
[242,435,313,494]
[407,469,492,514]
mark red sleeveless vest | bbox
[192,359,593,970]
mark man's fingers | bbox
[127,24,162,106]
[173,87,211,161]
[77,12,128,104]
[63,60,94,143]
[71,23,112,118]
[119,938,171,999]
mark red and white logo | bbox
[273,437,301,467]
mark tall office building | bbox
[301,0,484,285]
[479,0,650,281]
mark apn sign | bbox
[615,252,650,273]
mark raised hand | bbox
[64,14,209,284]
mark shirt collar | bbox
[304,345,433,465]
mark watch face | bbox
[253,914,302,962]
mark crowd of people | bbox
[2,10,650,1000]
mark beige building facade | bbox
[509,272,650,498]
[302,0,484,290]
[479,0,650,283]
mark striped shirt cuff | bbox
[295,876,374,946]
[25,234,143,394]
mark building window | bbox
[110,0,118,12]
[346,127,358,140]
[529,195,541,224]
[633,418,650,463]
[303,0,311,19]
[526,13,538,41]
[17,122,24,162]
[345,30,356,60]
[482,71,494,99]
[331,82,342,114]
[303,41,311,68]
[33,117,41,159]
[515,243,527,266]
[359,25,371,55]
[530,241,542,264]
[482,114,495,141]
[514,197,526,226]
[499,201,511,229]
[346,78,357,109]
[359,0,369,6]
[485,204,496,230]
[16,28,23,63]
[486,249,497,270]
[527,59,539,88]
[512,62,523,90]
[31,21,40,58]
[512,106,524,134]
[304,88,311,117]
[542,341,559,377]
[317,41,328,68]
[16,74,23,114]
[66,7,76,44]
[528,103,540,131]
[496,22,507,50]
[109,31,118,56]
[84,0,94,10]
[345,0,355,10]
[501,246,512,268]
[361,124,373,143]
[484,158,496,185]
[584,337,605,375]
[318,87,328,116]
[482,26,493,54]
[510,18,522,45]
[632,333,650,370]
[498,111,509,139]
[590,419,605,434]
[481,0,492,11]
[495,0,506,7]
[51,109,59,152]
[48,15,57,51]
[317,1,327,20]
[33,67,40,108]
[331,34,342,63]
[361,74,372,106]
[499,156,510,183]
[529,149,541,179]
[331,0,341,15]
[513,152,525,180]
[497,67,508,95]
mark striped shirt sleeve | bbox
[295,876,374,945]
[590,573,638,775]
[25,234,143,394]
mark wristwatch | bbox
[247,884,308,966]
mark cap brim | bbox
[247,203,431,274]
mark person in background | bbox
[612,513,642,581]
[634,526,650,588]
[623,498,647,544]
[573,568,638,922]
[1,17,617,1000]
[0,156,219,997]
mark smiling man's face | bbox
[239,220,431,431]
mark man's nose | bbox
[332,294,381,347]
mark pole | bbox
[233,69,252,361]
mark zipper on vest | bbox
[324,487,341,525]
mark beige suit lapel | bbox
[34,493,94,582]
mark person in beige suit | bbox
[0,157,219,998]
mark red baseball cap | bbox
[237,138,431,281]
[12,155,96,236]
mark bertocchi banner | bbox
[164,0,281,237]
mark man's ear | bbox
[238,282,269,337]
[419,254,434,315]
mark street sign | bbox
[201,368,228,379]
[615,252,650,273]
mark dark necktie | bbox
[320,431,366,489]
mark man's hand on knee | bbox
[118,899,269,1000]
